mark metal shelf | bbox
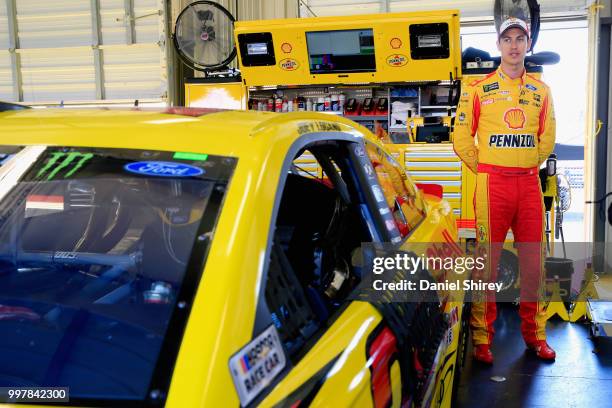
[344,115,388,121]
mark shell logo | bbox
[386,54,408,67]
[281,42,292,53]
[279,58,299,71]
[504,108,526,129]
[390,37,402,49]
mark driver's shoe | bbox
[526,340,556,361]
[473,344,494,364]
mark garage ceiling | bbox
[0,0,168,104]
[300,0,590,19]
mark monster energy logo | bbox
[36,152,93,180]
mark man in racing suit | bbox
[453,18,556,363]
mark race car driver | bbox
[453,17,556,363]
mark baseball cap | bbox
[498,17,530,38]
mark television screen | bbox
[306,29,376,74]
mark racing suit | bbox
[453,67,556,346]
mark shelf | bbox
[345,115,388,121]
[420,105,453,109]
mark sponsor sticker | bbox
[459,112,466,122]
[477,224,487,241]
[229,325,287,407]
[25,195,64,218]
[481,98,494,106]
[483,82,499,93]
[279,58,299,71]
[519,99,530,105]
[124,161,204,177]
[281,42,292,53]
[533,93,541,102]
[372,186,386,203]
[386,54,408,67]
[498,90,510,95]
[526,84,538,91]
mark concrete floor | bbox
[455,304,612,408]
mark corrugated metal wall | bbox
[300,0,589,19]
[0,0,167,104]
[171,0,298,24]
[169,0,298,105]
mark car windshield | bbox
[0,146,235,404]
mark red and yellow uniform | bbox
[453,67,556,346]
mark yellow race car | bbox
[0,107,466,407]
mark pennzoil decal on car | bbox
[386,54,408,67]
[279,58,299,71]
[229,325,286,407]
[124,161,204,177]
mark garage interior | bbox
[1,1,612,407]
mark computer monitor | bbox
[306,29,376,74]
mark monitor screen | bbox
[306,29,376,74]
[247,42,268,55]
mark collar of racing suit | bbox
[496,67,527,86]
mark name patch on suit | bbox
[489,134,535,148]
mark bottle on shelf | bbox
[275,97,283,112]
[339,93,346,112]
[331,94,339,111]
[317,97,325,112]
[306,98,313,111]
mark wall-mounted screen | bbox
[247,42,268,55]
[238,32,276,66]
[306,29,376,74]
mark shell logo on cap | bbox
[504,108,526,130]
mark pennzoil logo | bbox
[279,58,298,71]
[386,54,408,67]
[503,108,526,129]
[36,152,93,180]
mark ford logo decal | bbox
[124,161,204,177]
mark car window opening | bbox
[266,144,373,361]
